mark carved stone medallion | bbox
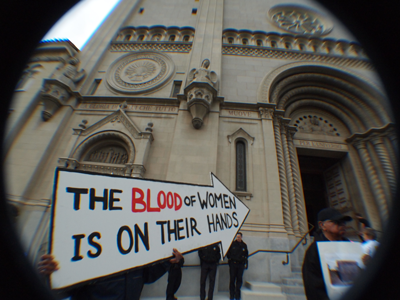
[107,51,175,94]
[268,5,333,36]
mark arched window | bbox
[256,39,263,46]
[312,44,319,52]
[124,35,132,41]
[298,43,305,51]
[183,35,190,42]
[236,141,247,191]
[242,38,248,45]
[228,37,234,44]
[285,42,292,49]
[169,35,176,41]
[271,40,277,48]
[138,35,145,41]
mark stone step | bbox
[286,294,307,300]
[244,281,283,293]
[241,287,287,300]
[282,284,306,295]
[285,271,302,279]
[292,267,301,274]
[282,277,304,286]
[292,266,302,273]
[142,292,229,300]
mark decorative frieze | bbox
[222,46,372,70]
[78,103,178,113]
[294,139,348,151]
[221,109,256,118]
[110,42,192,53]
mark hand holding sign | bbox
[50,169,249,289]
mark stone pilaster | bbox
[187,0,223,79]
[370,134,396,202]
[281,120,299,236]
[271,112,292,234]
[287,128,308,234]
[353,138,388,222]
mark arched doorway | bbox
[263,63,396,236]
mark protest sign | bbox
[49,168,250,289]
[317,241,364,300]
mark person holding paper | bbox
[361,227,379,266]
[302,208,352,300]
[38,248,184,300]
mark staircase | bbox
[242,281,287,300]
[281,268,306,300]
[241,268,306,300]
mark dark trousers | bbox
[229,261,245,300]
[200,261,218,300]
[166,264,182,300]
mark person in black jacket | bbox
[227,232,248,300]
[198,243,221,300]
[302,208,352,300]
[38,248,184,300]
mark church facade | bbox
[6,0,396,298]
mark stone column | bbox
[353,138,388,222]
[387,128,398,168]
[281,120,299,236]
[272,112,292,234]
[287,128,308,234]
[370,134,396,202]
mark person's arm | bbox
[244,244,249,269]
[144,248,184,284]
[37,254,59,276]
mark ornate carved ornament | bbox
[293,114,341,137]
[227,128,255,145]
[259,107,274,120]
[268,4,333,36]
[106,51,175,94]
[346,123,395,144]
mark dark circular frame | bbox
[0,1,400,299]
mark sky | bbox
[42,0,121,50]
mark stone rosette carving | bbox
[268,4,333,36]
[106,51,175,94]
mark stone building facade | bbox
[5,0,396,298]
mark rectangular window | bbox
[139,8,144,14]
[236,141,247,191]
[192,8,197,14]
[89,79,101,95]
[171,81,182,97]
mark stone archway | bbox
[266,64,396,233]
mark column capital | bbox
[259,107,274,120]
[353,138,367,150]
[369,134,385,146]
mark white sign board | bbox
[317,241,364,300]
[49,169,250,289]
